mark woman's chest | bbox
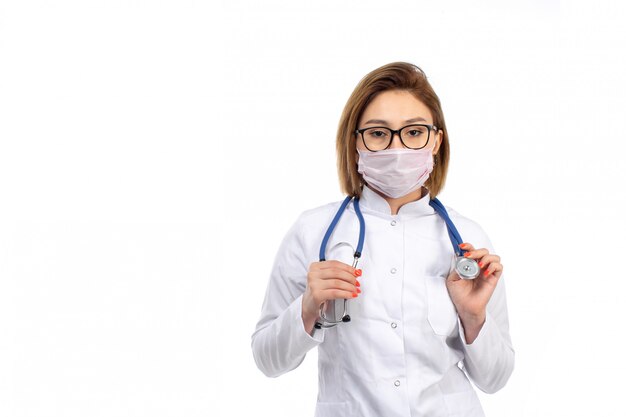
[318,213,462,377]
[323,213,456,279]
[322,214,457,320]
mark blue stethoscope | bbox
[314,194,480,329]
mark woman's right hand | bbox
[301,260,362,332]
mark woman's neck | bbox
[370,186,425,215]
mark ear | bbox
[433,130,443,155]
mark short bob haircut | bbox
[336,62,450,199]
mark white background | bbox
[1,1,625,416]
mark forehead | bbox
[359,90,433,124]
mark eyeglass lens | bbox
[361,125,430,150]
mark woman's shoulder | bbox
[279,199,348,253]
[441,203,494,250]
[294,198,346,226]
[443,204,484,232]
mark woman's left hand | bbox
[445,242,503,324]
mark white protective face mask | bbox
[357,146,434,198]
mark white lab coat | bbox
[251,184,514,417]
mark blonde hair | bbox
[336,62,450,199]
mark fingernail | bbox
[355,280,361,287]
[459,243,467,248]
[356,288,361,293]
[464,252,471,257]
[478,262,484,268]
[352,292,358,297]
[354,269,362,277]
[484,269,490,276]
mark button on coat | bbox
[251,185,515,417]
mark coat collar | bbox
[358,184,436,217]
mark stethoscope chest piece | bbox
[455,256,480,279]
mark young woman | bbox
[251,62,514,417]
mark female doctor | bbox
[251,62,514,417]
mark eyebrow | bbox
[363,117,428,125]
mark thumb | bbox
[446,268,462,283]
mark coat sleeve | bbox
[457,226,515,394]
[250,213,326,378]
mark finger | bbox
[319,278,359,294]
[482,262,503,277]
[476,254,501,269]
[446,269,462,282]
[315,260,358,275]
[321,288,359,301]
[313,268,360,285]
[459,242,475,251]
[463,247,489,259]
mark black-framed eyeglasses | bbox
[354,124,439,152]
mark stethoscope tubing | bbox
[316,196,365,329]
[319,196,365,261]
[428,198,467,257]
[315,193,471,328]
